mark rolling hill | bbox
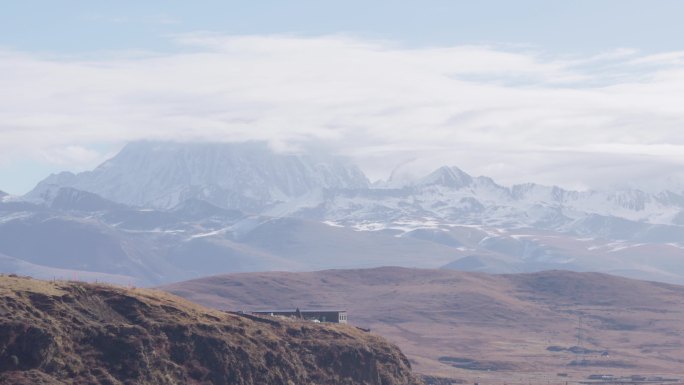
[163,267,684,383]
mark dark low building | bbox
[252,309,348,324]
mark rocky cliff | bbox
[0,275,420,385]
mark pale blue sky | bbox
[3,1,684,54]
[2,1,684,194]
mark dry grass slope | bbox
[0,275,422,385]
[162,268,684,383]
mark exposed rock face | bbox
[0,275,421,385]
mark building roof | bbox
[252,309,347,313]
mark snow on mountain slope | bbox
[7,142,684,285]
[238,216,457,269]
[0,212,171,282]
[291,165,684,232]
[28,141,369,212]
[0,193,468,285]
[417,166,474,188]
[25,142,684,228]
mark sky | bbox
[2,1,684,194]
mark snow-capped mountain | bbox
[27,141,369,212]
[27,144,684,228]
[296,165,684,231]
[3,142,683,286]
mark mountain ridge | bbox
[25,141,684,225]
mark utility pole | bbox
[576,314,583,365]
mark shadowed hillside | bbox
[0,275,421,385]
[163,268,684,383]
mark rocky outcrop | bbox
[0,275,421,385]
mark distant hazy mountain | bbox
[0,189,459,285]
[0,252,134,284]
[3,141,683,285]
[28,141,369,212]
[45,187,127,211]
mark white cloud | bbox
[2,34,684,192]
[40,145,105,166]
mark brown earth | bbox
[0,274,422,385]
[162,268,684,384]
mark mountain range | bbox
[1,141,683,285]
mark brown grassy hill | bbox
[0,274,421,385]
[162,268,684,383]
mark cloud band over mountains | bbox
[2,34,684,192]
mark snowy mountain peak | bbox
[418,166,473,188]
[26,141,369,211]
